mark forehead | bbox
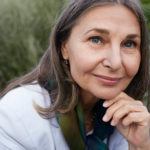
[71,4,140,36]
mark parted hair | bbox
[1,0,150,116]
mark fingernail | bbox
[102,115,108,122]
[103,102,109,107]
[111,120,116,126]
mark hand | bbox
[102,92,150,149]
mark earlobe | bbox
[61,42,69,60]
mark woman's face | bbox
[62,5,141,101]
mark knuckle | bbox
[144,106,148,111]
[113,114,119,121]
[105,109,112,117]
[126,104,133,110]
[128,113,135,119]
[122,118,128,126]
[148,114,150,124]
[136,100,143,105]
[141,105,148,111]
[146,113,150,120]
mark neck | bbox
[80,90,98,113]
[79,90,98,132]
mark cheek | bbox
[69,55,93,79]
[123,53,141,77]
[68,52,97,86]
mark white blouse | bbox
[0,84,128,150]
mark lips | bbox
[94,74,122,86]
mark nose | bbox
[102,45,122,71]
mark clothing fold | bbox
[57,100,114,150]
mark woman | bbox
[0,0,150,150]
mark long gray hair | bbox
[1,0,150,116]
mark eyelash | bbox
[89,36,103,45]
[88,36,138,50]
[123,40,137,48]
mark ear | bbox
[61,42,69,60]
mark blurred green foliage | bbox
[0,0,149,90]
[0,0,67,89]
[142,0,150,30]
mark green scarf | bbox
[57,100,114,150]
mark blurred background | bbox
[0,0,67,90]
[0,0,149,91]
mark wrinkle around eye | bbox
[122,47,140,54]
[122,38,141,49]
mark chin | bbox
[95,91,122,100]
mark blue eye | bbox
[124,40,136,48]
[90,36,102,44]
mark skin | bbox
[61,4,150,150]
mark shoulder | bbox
[0,83,52,128]
[0,84,60,150]
[0,84,51,129]
[109,128,128,150]
[1,83,50,108]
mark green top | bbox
[57,100,114,150]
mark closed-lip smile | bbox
[94,74,123,86]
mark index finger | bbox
[103,92,127,107]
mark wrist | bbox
[129,140,150,150]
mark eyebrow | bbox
[126,34,140,40]
[84,28,140,39]
[84,28,110,35]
